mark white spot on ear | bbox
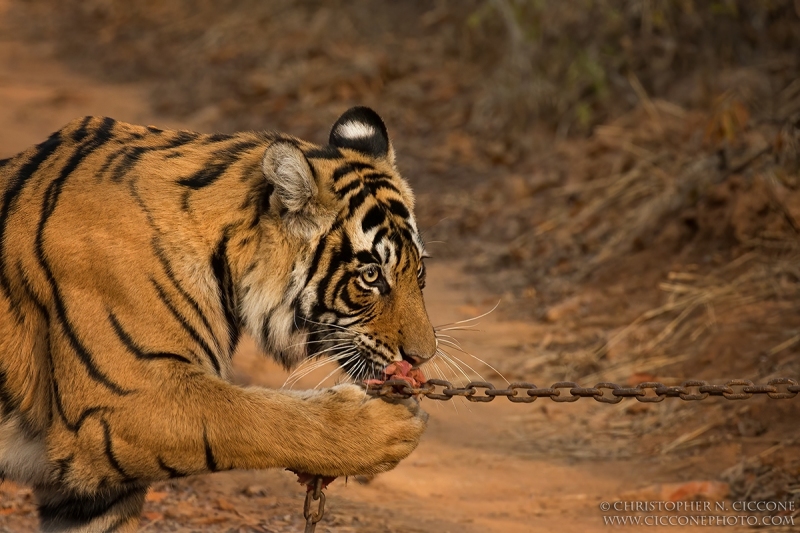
[336,121,377,140]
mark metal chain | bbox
[364,377,800,403]
[303,477,326,533]
[299,377,798,529]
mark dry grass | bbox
[599,246,800,365]
[471,0,800,138]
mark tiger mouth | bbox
[339,355,384,382]
[305,330,387,382]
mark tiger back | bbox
[0,107,434,532]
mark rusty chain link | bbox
[303,477,326,533]
[363,377,800,403]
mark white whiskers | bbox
[415,302,508,407]
[312,350,359,389]
[432,301,499,330]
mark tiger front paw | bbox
[297,383,428,477]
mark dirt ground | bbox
[2,2,800,532]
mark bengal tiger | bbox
[0,107,435,532]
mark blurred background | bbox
[2,1,800,531]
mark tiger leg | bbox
[42,371,424,533]
[50,371,426,494]
[34,483,148,533]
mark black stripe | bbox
[324,270,347,308]
[361,205,386,233]
[267,134,297,147]
[347,189,368,214]
[154,130,199,150]
[72,116,94,142]
[331,161,373,182]
[108,311,192,365]
[316,237,353,311]
[33,118,132,396]
[36,263,132,397]
[100,419,135,483]
[260,308,276,352]
[203,427,218,472]
[335,179,362,197]
[208,133,234,142]
[371,227,389,250]
[156,457,185,479]
[130,187,225,366]
[304,232,333,287]
[10,132,62,185]
[52,377,109,433]
[97,151,122,181]
[151,239,223,356]
[355,250,378,264]
[332,163,355,182]
[386,199,410,219]
[361,172,397,188]
[331,233,354,267]
[366,178,401,195]
[17,261,48,316]
[130,187,224,364]
[5,259,47,332]
[304,146,342,159]
[333,273,362,311]
[0,131,63,302]
[38,483,142,527]
[342,288,368,314]
[150,278,222,375]
[347,162,375,174]
[102,131,199,181]
[310,301,344,320]
[391,233,406,265]
[177,140,260,189]
[397,226,414,244]
[54,455,74,485]
[0,367,17,417]
[224,139,264,159]
[260,182,275,215]
[109,146,145,182]
[177,161,230,189]
[210,232,240,354]
[317,301,360,320]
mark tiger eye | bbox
[362,265,380,284]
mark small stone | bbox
[243,485,268,497]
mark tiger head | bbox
[243,107,436,381]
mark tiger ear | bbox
[261,141,325,236]
[329,106,395,165]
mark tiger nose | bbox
[399,345,435,367]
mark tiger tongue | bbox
[382,360,413,379]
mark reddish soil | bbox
[1,3,799,533]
